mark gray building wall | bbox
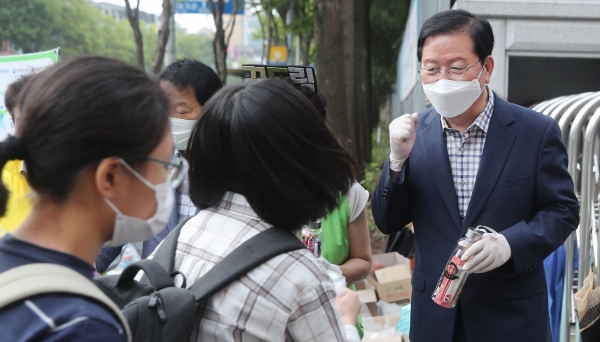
[393,0,600,118]
[393,0,450,120]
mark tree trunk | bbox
[345,0,372,167]
[303,33,311,66]
[256,8,268,63]
[266,9,273,64]
[314,0,372,174]
[124,0,144,68]
[209,0,227,85]
[152,0,172,74]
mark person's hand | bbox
[462,233,511,274]
[334,288,362,325]
[389,113,419,171]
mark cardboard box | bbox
[368,252,412,304]
[372,252,411,269]
[355,279,377,317]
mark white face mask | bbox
[104,159,175,247]
[422,66,486,118]
[170,117,196,151]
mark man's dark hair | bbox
[158,58,223,105]
[0,56,170,211]
[417,9,494,63]
[4,74,33,118]
[187,79,358,231]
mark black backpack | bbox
[93,218,306,342]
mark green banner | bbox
[0,48,59,140]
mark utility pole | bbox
[165,0,176,66]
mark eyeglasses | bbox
[418,60,483,78]
[147,154,189,189]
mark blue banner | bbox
[175,0,244,15]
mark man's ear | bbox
[484,56,495,84]
[95,158,123,200]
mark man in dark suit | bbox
[372,9,579,342]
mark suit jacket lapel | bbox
[420,110,463,229]
[462,95,517,230]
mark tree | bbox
[176,30,214,66]
[123,0,171,74]
[370,0,410,117]
[152,0,172,74]
[207,0,243,85]
[0,0,59,53]
[124,0,144,68]
[314,0,372,171]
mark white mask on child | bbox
[104,159,174,247]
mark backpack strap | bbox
[0,263,132,342]
[151,216,193,272]
[189,227,306,301]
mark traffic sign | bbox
[175,0,244,15]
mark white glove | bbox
[462,233,511,274]
[389,113,419,171]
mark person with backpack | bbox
[0,56,183,341]
[94,59,223,273]
[162,79,363,341]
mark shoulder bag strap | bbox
[0,263,132,342]
[150,217,193,272]
[189,227,306,302]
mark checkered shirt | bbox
[175,173,199,221]
[174,151,199,221]
[173,192,353,342]
[440,87,495,218]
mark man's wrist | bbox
[389,155,406,172]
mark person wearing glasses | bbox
[94,59,220,273]
[372,9,578,342]
[0,56,182,340]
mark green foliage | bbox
[370,0,411,100]
[362,119,390,243]
[0,0,59,52]
[0,0,212,71]
[176,30,214,67]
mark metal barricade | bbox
[532,91,600,342]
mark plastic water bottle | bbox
[432,227,485,308]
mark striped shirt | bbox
[171,192,358,342]
[441,87,495,218]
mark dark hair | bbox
[291,83,328,118]
[417,9,494,63]
[0,56,170,213]
[4,74,33,118]
[158,58,223,106]
[187,79,358,231]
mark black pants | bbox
[452,302,468,342]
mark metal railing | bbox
[533,91,600,342]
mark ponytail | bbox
[0,135,27,216]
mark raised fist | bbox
[389,113,419,170]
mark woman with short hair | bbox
[174,79,362,342]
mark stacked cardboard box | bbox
[357,252,412,341]
[367,252,412,305]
